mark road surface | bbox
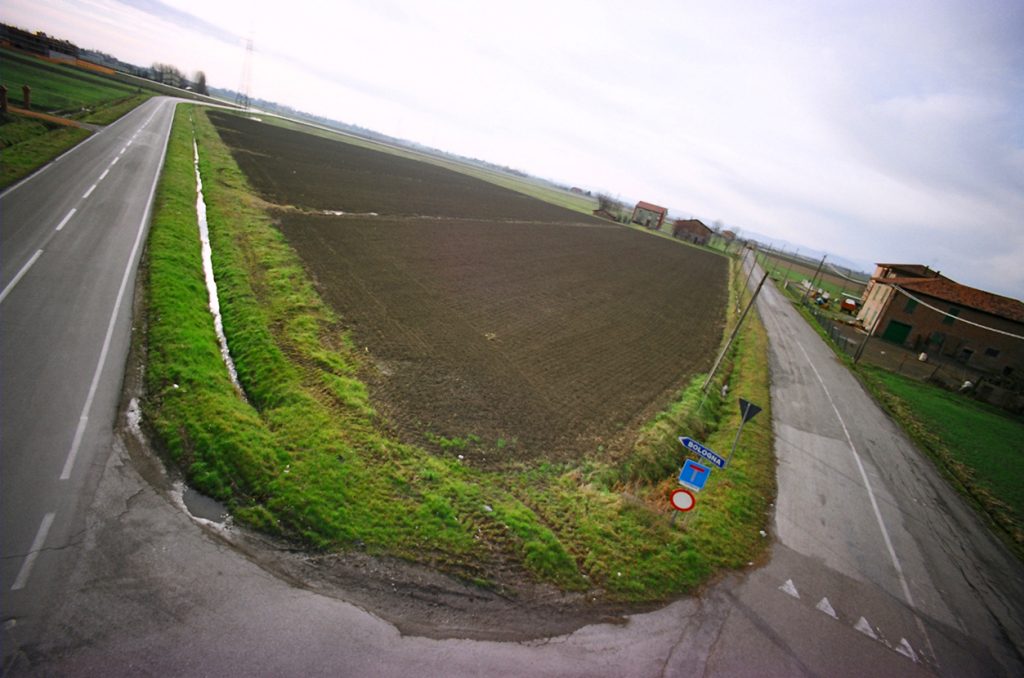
[1,96,176,644]
[2,110,1021,675]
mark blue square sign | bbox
[678,459,712,492]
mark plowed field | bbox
[209,111,728,464]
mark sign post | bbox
[725,398,762,466]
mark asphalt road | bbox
[1,96,176,644]
[2,109,1022,675]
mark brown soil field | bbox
[209,111,729,464]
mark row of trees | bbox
[149,62,208,95]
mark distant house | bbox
[672,219,712,245]
[631,201,668,230]
[857,263,1024,382]
[722,230,737,241]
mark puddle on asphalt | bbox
[180,484,230,524]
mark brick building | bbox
[672,218,712,245]
[631,201,667,230]
[857,264,1024,383]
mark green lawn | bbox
[862,366,1024,556]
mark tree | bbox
[193,71,208,95]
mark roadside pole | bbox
[703,269,769,392]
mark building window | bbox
[904,299,918,314]
[958,348,974,364]
[984,347,1000,358]
[942,307,960,325]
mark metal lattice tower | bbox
[236,37,253,110]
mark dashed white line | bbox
[82,183,97,199]
[11,512,56,591]
[60,106,171,480]
[56,208,77,231]
[0,249,44,304]
[98,168,110,182]
[111,156,120,166]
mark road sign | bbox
[678,459,711,491]
[739,398,762,423]
[669,488,695,512]
[679,436,726,469]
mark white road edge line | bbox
[11,512,56,591]
[795,340,915,605]
[56,208,77,231]
[0,249,44,305]
[60,102,173,480]
[795,338,938,663]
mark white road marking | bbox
[816,597,838,619]
[98,168,109,182]
[794,339,938,663]
[855,616,878,639]
[11,513,56,591]
[60,104,171,480]
[82,183,97,199]
[111,156,120,166]
[779,579,800,598]
[896,638,919,662]
[795,341,915,606]
[56,208,77,231]
[0,249,44,305]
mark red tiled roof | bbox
[673,218,712,235]
[635,201,667,215]
[886,276,1024,324]
[876,263,939,278]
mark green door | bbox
[882,320,912,344]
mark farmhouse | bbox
[857,263,1024,383]
[631,201,668,230]
[672,218,713,245]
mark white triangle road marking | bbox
[779,579,800,599]
[816,596,838,619]
[854,616,877,639]
[896,638,919,663]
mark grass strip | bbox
[144,104,776,600]
[0,117,90,188]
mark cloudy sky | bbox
[5,0,1023,297]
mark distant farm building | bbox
[722,230,737,241]
[632,201,668,230]
[857,263,1024,386]
[672,219,713,245]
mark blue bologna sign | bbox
[679,436,727,469]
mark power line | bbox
[891,284,1024,340]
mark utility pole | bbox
[704,270,769,392]
[807,254,827,303]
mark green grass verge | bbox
[143,104,775,600]
[859,366,1024,559]
[0,115,90,187]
